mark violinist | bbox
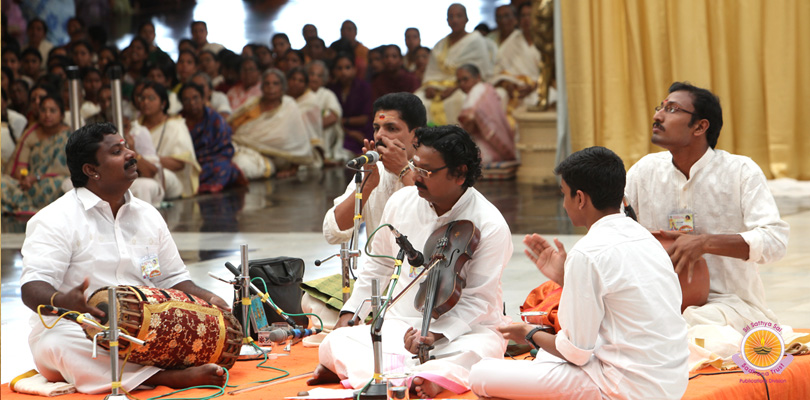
[310,125,513,398]
[469,147,689,400]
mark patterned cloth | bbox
[1,127,70,214]
[187,107,245,193]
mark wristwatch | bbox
[525,326,545,349]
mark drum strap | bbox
[158,289,173,301]
[130,286,147,301]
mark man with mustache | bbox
[19,122,230,394]
[312,125,512,398]
[625,82,789,338]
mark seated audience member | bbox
[311,125,512,399]
[20,122,229,394]
[3,49,26,86]
[230,69,314,179]
[371,45,420,99]
[366,45,385,80]
[24,18,53,67]
[302,23,319,45]
[456,64,516,163]
[412,46,431,85]
[306,38,328,62]
[327,54,373,156]
[137,20,169,65]
[487,5,518,46]
[180,83,246,193]
[492,2,542,108]
[287,67,324,164]
[470,146,689,400]
[215,51,241,93]
[2,95,71,214]
[283,49,306,73]
[69,40,94,69]
[124,37,149,86]
[79,67,103,120]
[198,50,224,88]
[191,72,232,118]
[145,63,182,115]
[330,20,369,79]
[2,90,29,167]
[24,83,53,124]
[271,33,292,62]
[226,56,262,111]
[10,79,31,115]
[419,3,494,126]
[95,46,118,74]
[404,27,421,71]
[137,82,200,199]
[175,50,199,89]
[307,61,345,162]
[21,48,44,83]
[177,39,198,55]
[625,83,789,348]
[190,20,224,55]
[253,45,274,71]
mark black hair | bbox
[286,66,309,85]
[384,44,402,56]
[178,38,198,50]
[333,52,355,67]
[48,55,70,69]
[21,48,43,62]
[190,20,207,30]
[414,125,481,189]
[99,45,119,59]
[178,49,198,64]
[373,92,427,131]
[66,122,118,187]
[179,81,205,99]
[2,47,20,59]
[137,20,155,35]
[80,67,101,80]
[140,81,170,113]
[70,39,93,54]
[285,49,306,64]
[2,65,13,79]
[88,25,108,45]
[199,49,218,62]
[145,61,176,87]
[272,33,290,44]
[554,146,625,211]
[668,81,723,149]
[28,18,48,35]
[38,93,65,115]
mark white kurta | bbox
[471,214,689,400]
[491,29,541,108]
[319,186,513,392]
[322,161,404,245]
[20,188,192,394]
[625,148,789,331]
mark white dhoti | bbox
[232,144,275,180]
[29,320,161,394]
[318,318,505,394]
[470,351,603,400]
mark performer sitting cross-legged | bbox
[20,122,231,394]
[309,125,513,398]
[469,146,689,400]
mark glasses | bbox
[408,160,447,178]
[655,102,696,116]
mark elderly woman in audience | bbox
[287,67,323,165]
[456,64,516,164]
[327,53,373,156]
[226,56,262,111]
[180,82,246,193]
[2,95,71,214]
[229,69,314,179]
[137,81,200,199]
[307,60,345,162]
[190,71,232,118]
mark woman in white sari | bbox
[229,69,314,179]
[287,66,324,169]
[137,82,200,199]
[307,60,346,163]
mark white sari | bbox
[492,29,542,108]
[313,87,346,161]
[147,116,200,199]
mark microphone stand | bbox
[236,244,266,360]
[359,249,406,400]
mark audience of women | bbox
[179,83,246,193]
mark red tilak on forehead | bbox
[119,138,126,145]
[378,113,386,120]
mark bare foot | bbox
[306,364,340,386]
[144,364,226,389]
[275,165,299,179]
[411,376,444,398]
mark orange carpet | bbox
[3,343,808,399]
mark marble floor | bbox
[2,167,810,384]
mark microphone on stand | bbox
[224,262,298,327]
[262,326,321,344]
[346,151,380,168]
[389,226,425,267]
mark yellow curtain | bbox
[561,0,810,179]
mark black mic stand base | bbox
[358,382,387,400]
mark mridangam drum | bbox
[85,285,242,369]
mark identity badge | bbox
[140,253,161,279]
[668,210,695,232]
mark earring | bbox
[94,174,100,179]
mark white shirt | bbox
[322,161,405,245]
[555,214,689,399]
[342,186,512,341]
[210,90,232,116]
[625,148,789,325]
[20,188,191,301]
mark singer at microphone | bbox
[346,151,380,168]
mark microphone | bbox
[346,151,379,168]
[262,327,321,344]
[389,226,425,267]
[224,262,298,327]
[41,305,106,329]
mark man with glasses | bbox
[625,82,789,337]
[311,125,513,399]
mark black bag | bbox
[232,256,308,338]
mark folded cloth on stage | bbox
[301,273,353,311]
[10,370,76,397]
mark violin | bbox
[412,220,480,363]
